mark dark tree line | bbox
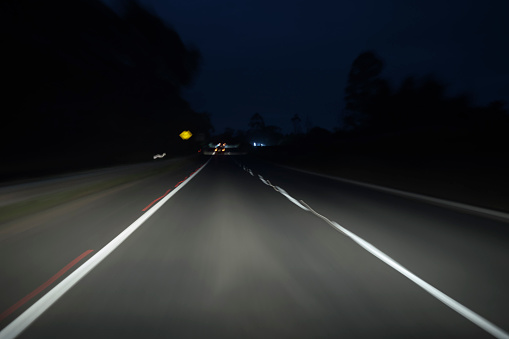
[1,0,212,173]
[246,113,283,146]
[211,113,284,147]
[342,51,509,153]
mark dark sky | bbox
[106,0,509,134]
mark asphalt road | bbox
[1,156,508,338]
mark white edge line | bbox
[0,158,211,339]
[330,221,509,339]
[247,164,509,338]
[279,165,509,222]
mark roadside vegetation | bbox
[228,51,509,213]
[0,156,197,226]
[1,0,212,181]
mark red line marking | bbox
[142,163,205,212]
[0,250,94,323]
[142,187,174,212]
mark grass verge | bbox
[0,157,196,225]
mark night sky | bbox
[105,0,509,134]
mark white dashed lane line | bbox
[237,161,509,339]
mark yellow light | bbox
[179,130,192,140]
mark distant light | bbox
[153,153,166,159]
[253,142,256,146]
[179,130,192,140]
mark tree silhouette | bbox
[264,125,283,145]
[245,113,283,145]
[337,50,509,156]
[248,113,265,130]
[305,115,313,133]
[344,51,384,117]
[291,114,302,134]
[364,78,393,130]
[1,0,209,173]
[122,0,201,87]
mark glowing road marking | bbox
[0,250,93,324]
[153,153,166,159]
[240,163,509,339]
[258,174,268,184]
[141,187,173,212]
[331,221,509,339]
[142,170,199,212]
[0,158,210,339]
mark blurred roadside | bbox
[0,155,198,226]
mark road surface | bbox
[1,156,508,338]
